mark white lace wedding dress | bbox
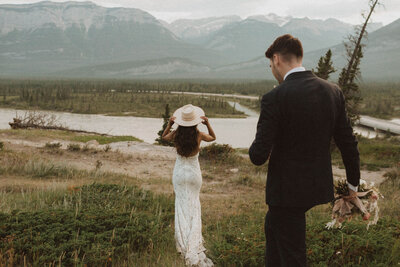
[172,152,214,267]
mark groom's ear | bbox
[272,54,279,66]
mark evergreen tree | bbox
[313,49,336,80]
[156,104,174,146]
[338,46,364,124]
[337,0,380,125]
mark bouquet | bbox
[325,179,382,230]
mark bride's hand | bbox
[200,116,209,125]
[169,116,176,125]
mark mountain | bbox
[0,1,228,76]
[50,18,400,80]
[0,1,394,80]
[204,19,285,62]
[302,18,400,81]
[347,18,400,81]
[167,15,357,61]
[368,22,384,32]
[247,14,292,26]
[211,18,400,81]
[52,57,211,78]
[194,16,355,62]
[282,18,353,51]
[165,16,241,45]
[177,16,382,64]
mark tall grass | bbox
[331,136,400,170]
[0,183,176,266]
[1,137,399,266]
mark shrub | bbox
[95,160,102,170]
[44,142,62,149]
[67,143,81,151]
[0,141,4,151]
[383,168,400,184]
[200,143,234,161]
[82,143,90,152]
[104,144,111,152]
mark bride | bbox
[162,104,216,267]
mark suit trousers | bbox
[265,205,312,267]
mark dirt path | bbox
[1,132,388,193]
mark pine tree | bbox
[338,46,364,124]
[156,104,174,146]
[313,49,336,80]
[337,0,380,125]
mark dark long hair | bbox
[174,125,199,157]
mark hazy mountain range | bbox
[0,1,397,81]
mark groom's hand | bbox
[344,188,358,200]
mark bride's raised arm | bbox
[199,116,216,142]
[162,116,176,142]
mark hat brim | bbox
[173,105,205,127]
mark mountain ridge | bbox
[0,1,396,80]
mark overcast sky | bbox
[0,0,398,25]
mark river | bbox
[2,101,397,148]
[0,104,258,148]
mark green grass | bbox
[71,135,142,144]
[0,129,75,140]
[331,136,400,171]
[0,183,176,266]
[360,83,400,119]
[1,137,399,266]
[0,129,143,144]
[203,205,400,267]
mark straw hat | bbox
[173,104,205,127]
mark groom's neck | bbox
[281,62,303,79]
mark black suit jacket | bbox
[249,71,360,207]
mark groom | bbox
[249,34,360,267]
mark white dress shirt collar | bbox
[284,66,306,81]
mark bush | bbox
[200,143,234,161]
[104,144,111,152]
[0,141,4,151]
[384,167,400,184]
[0,183,174,266]
[44,142,62,149]
[67,143,81,151]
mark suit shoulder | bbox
[312,76,343,96]
[261,86,280,101]
[314,76,340,90]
